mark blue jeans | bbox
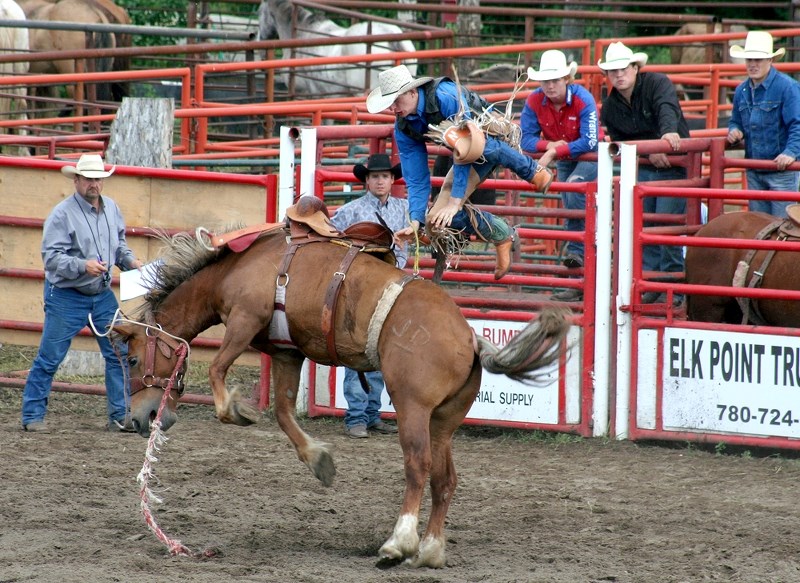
[556,160,598,257]
[343,368,386,429]
[745,169,800,217]
[638,165,688,274]
[449,207,510,243]
[449,135,530,243]
[21,281,129,426]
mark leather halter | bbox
[129,327,187,396]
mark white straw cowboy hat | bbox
[366,65,433,114]
[527,50,578,81]
[60,153,115,178]
[597,42,649,70]
[730,31,785,60]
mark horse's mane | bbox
[135,226,242,320]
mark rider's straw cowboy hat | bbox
[597,42,649,70]
[352,153,402,183]
[729,30,785,60]
[527,50,578,82]
[366,65,433,114]
[60,153,115,178]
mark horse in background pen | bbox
[257,0,417,97]
[0,0,30,156]
[18,0,132,113]
[685,210,800,327]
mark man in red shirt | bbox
[521,49,603,301]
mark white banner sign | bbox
[330,320,581,426]
[641,327,800,438]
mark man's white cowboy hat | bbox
[527,50,578,82]
[729,30,785,60]
[60,153,115,178]
[597,42,649,70]
[366,65,433,114]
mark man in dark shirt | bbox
[599,42,690,305]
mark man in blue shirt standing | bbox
[727,31,800,217]
[330,153,407,438]
[366,65,552,280]
[21,154,143,433]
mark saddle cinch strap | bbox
[732,216,800,325]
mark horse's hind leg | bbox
[409,357,482,569]
[377,402,432,566]
[271,352,336,487]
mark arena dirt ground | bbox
[2,346,800,583]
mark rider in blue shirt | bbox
[366,65,552,280]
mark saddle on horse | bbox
[732,204,800,325]
[196,195,405,366]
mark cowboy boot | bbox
[530,164,553,193]
[494,236,513,280]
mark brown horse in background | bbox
[0,0,30,155]
[113,200,569,569]
[685,211,800,326]
[19,0,131,107]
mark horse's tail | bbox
[475,307,570,384]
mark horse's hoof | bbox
[231,400,259,426]
[375,555,404,570]
[224,388,260,426]
[311,450,336,487]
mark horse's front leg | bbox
[271,352,336,487]
[377,403,432,567]
[207,320,262,426]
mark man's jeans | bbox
[638,165,688,275]
[21,282,129,426]
[556,160,599,258]
[343,368,386,429]
[746,169,800,217]
[444,135,533,243]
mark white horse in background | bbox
[257,0,417,97]
[0,0,29,155]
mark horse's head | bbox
[257,0,278,40]
[114,322,188,437]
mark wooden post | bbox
[106,97,174,168]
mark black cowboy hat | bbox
[353,153,402,183]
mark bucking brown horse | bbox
[113,197,569,569]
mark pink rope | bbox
[136,346,214,558]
